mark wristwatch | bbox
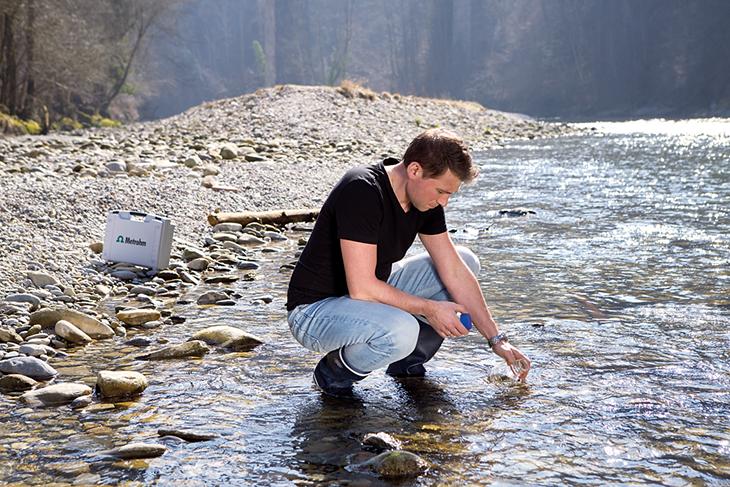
[487,333,508,348]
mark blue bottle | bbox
[458,312,472,331]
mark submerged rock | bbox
[189,325,247,345]
[104,442,167,459]
[96,370,148,399]
[357,451,429,479]
[157,428,219,442]
[498,208,536,217]
[0,356,57,380]
[136,340,209,360]
[20,382,92,407]
[221,334,264,352]
[362,432,403,452]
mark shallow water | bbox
[1,119,729,485]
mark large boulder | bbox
[116,309,161,327]
[0,356,57,380]
[55,320,92,345]
[20,383,92,407]
[29,308,114,339]
[96,370,148,399]
[136,340,209,360]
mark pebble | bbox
[0,327,23,343]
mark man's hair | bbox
[402,128,477,183]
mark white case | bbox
[102,211,174,271]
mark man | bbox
[286,128,531,396]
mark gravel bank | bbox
[0,84,571,300]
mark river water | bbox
[1,119,729,485]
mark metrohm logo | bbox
[115,235,147,247]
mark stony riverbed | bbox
[0,84,572,483]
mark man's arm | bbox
[419,231,531,380]
[340,239,471,338]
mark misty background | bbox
[2,0,729,127]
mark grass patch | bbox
[0,112,42,135]
[337,80,377,101]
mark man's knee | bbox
[387,314,420,362]
[456,246,481,275]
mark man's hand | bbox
[493,340,531,382]
[423,300,470,339]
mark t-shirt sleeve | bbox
[418,206,447,235]
[335,179,383,244]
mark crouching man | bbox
[286,128,531,396]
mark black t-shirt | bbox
[286,158,447,311]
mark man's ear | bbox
[406,161,422,178]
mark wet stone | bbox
[197,291,229,305]
[116,309,161,326]
[203,274,239,284]
[104,442,167,459]
[362,432,403,452]
[0,356,57,380]
[358,450,429,479]
[157,428,219,442]
[125,337,153,347]
[0,373,37,392]
[21,382,92,407]
[236,261,260,270]
[96,370,148,399]
[136,340,210,360]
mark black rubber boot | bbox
[313,348,369,397]
[386,319,444,378]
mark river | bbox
[1,119,728,485]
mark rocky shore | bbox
[0,84,571,480]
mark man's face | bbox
[405,162,462,212]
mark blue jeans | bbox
[287,246,481,374]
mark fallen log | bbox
[208,209,319,226]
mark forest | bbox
[1,0,728,131]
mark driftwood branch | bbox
[208,209,319,226]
